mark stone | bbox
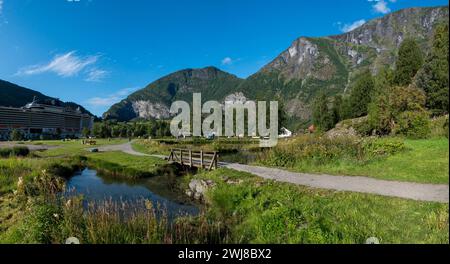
[194,192,202,200]
[65,237,80,244]
[189,180,200,192]
[365,237,380,244]
[195,181,207,194]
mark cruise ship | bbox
[0,97,93,140]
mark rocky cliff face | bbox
[103,67,243,121]
[237,6,448,128]
[104,6,448,128]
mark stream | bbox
[65,168,200,219]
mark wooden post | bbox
[180,149,183,165]
[215,153,218,169]
[189,150,192,167]
[200,150,203,169]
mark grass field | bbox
[85,151,170,179]
[288,138,449,184]
[186,168,448,243]
[1,136,448,244]
[34,139,127,157]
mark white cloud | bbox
[17,51,98,77]
[221,57,233,65]
[86,87,138,107]
[339,19,366,33]
[0,1,4,15]
[369,0,395,14]
[85,68,109,82]
[374,0,390,14]
[16,51,107,81]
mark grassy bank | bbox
[2,155,447,244]
[288,138,448,184]
[85,151,169,179]
[186,168,449,243]
[257,135,449,184]
[1,138,448,244]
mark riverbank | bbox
[0,138,448,243]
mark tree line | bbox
[89,120,171,139]
[313,23,449,138]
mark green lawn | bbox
[34,139,127,157]
[289,138,449,184]
[191,168,449,244]
[85,151,168,179]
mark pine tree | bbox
[393,38,424,86]
[348,70,375,118]
[415,23,449,115]
[312,93,334,131]
[331,95,343,125]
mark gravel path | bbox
[225,163,449,203]
[98,142,449,203]
[97,141,150,157]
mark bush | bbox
[0,148,12,158]
[368,85,428,136]
[394,111,431,139]
[353,118,373,136]
[11,146,30,157]
[10,129,24,141]
[362,138,406,157]
[259,135,365,167]
[0,147,30,158]
[430,115,449,138]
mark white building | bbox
[278,127,292,138]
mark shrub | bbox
[261,148,297,167]
[394,111,431,139]
[259,135,365,167]
[362,138,406,157]
[368,85,428,136]
[353,117,373,136]
[23,170,66,197]
[0,148,12,158]
[0,147,30,158]
[11,146,30,157]
[430,115,449,138]
[10,129,24,141]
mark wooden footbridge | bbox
[167,148,219,170]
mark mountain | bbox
[0,79,94,116]
[104,67,243,121]
[104,6,449,129]
[238,6,448,128]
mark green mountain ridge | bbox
[104,6,448,130]
[103,66,244,121]
[0,79,94,116]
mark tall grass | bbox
[3,196,229,244]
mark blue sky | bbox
[0,0,447,116]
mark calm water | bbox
[65,168,199,218]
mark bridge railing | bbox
[168,148,218,170]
